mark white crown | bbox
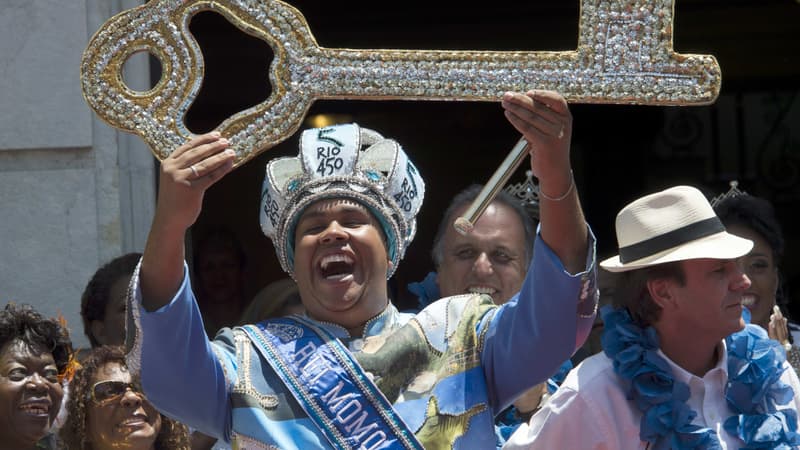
[259,123,425,278]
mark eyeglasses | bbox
[87,380,145,406]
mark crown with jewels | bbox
[503,170,541,220]
[259,123,425,278]
[710,180,749,207]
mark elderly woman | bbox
[0,303,73,450]
[60,346,189,450]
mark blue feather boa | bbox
[601,306,800,449]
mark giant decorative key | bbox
[81,0,721,166]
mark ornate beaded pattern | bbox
[243,320,424,450]
[124,261,145,378]
[261,124,424,278]
[81,0,721,166]
[241,325,348,447]
[233,331,280,410]
[233,433,281,449]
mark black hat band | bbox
[618,217,725,264]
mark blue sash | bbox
[243,317,423,450]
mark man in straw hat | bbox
[504,185,800,449]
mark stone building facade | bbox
[0,1,155,348]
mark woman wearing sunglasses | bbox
[60,346,189,450]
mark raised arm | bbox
[481,91,597,413]
[501,90,587,272]
[126,133,237,438]
[140,132,235,310]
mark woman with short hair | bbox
[0,303,73,450]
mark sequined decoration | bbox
[81,0,721,166]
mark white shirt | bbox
[504,341,800,449]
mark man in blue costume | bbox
[505,185,800,449]
[125,90,598,449]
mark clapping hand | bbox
[769,305,791,350]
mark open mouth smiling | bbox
[117,413,149,430]
[319,254,355,281]
[741,294,756,308]
[19,400,51,417]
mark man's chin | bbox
[308,295,361,318]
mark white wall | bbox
[0,0,155,349]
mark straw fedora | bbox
[600,185,753,272]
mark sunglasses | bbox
[87,380,145,406]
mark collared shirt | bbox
[503,342,800,450]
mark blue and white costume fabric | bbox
[125,232,597,450]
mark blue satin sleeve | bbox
[126,262,235,442]
[480,226,597,415]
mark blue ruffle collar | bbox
[601,305,800,449]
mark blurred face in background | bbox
[90,275,130,347]
[196,248,244,306]
[437,202,528,305]
[727,224,778,329]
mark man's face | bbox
[437,202,528,305]
[293,199,390,331]
[727,224,779,330]
[666,258,750,340]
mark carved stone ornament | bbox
[81,0,721,166]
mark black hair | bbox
[713,194,784,263]
[81,253,142,348]
[713,193,787,307]
[0,303,73,375]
